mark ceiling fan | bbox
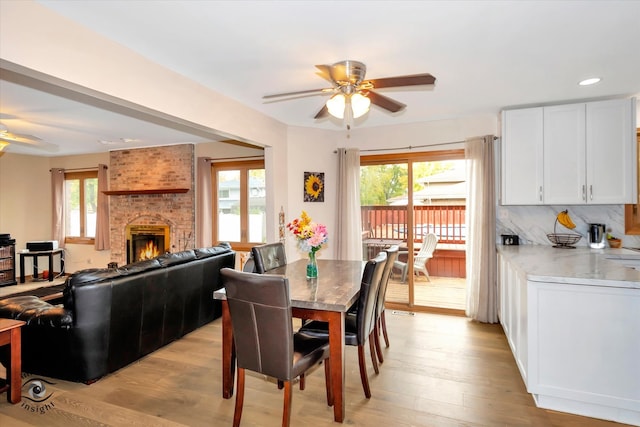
[263,60,436,129]
[0,120,54,156]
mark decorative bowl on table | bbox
[547,233,582,248]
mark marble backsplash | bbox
[496,204,640,249]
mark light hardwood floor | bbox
[0,311,627,426]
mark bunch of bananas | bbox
[556,209,576,229]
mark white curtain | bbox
[336,148,363,261]
[94,164,110,250]
[196,157,213,248]
[51,168,65,248]
[465,135,497,323]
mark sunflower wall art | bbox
[303,172,324,202]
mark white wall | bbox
[283,126,341,261]
[346,115,499,151]
[0,152,113,277]
[0,153,51,255]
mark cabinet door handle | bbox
[539,186,543,202]
[590,185,593,201]
[582,185,586,201]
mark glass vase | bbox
[306,250,318,279]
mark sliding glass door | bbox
[360,150,467,312]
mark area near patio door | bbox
[360,151,466,312]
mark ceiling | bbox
[1,0,639,156]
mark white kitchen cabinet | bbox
[586,99,636,204]
[527,280,640,426]
[501,107,544,205]
[543,103,586,204]
[501,97,636,205]
[497,253,528,384]
[497,246,640,426]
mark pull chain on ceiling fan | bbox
[263,60,436,129]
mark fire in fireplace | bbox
[126,225,170,264]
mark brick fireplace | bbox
[108,144,195,266]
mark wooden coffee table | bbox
[0,318,25,403]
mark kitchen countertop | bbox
[497,245,640,289]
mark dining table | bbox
[214,258,364,423]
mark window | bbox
[212,160,265,251]
[64,171,98,244]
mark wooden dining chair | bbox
[299,252,387,398]
[251,242,287,273]
[221,268,333,427]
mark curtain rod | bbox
[334,136,498,153]
[205,155,265,162]
[49,166,104,172]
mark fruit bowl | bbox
[549,210,581,248]
[608,238,622,248]
[547,233,582,248]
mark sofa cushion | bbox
[156,250,196,267]
[67,268,122,287]
[194,243,232,259]
[119,258,162,275]
[0,296,73,327]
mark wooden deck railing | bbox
[361,205,466,244]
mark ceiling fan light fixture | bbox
[326,92,370,120]
[351,93,371,118]
[326,93,346,119]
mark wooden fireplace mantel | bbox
[103,188,189,196]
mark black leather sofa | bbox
[0,243,235,383]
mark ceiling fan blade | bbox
[0,136,58,152]
[12,132,41,141]
[315,64,333,82]
[314,104,329,119]
[263,88,332,99]
[364,90,406,113]
[364,73,436,89]
[0,131,41,142]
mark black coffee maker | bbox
[588,223,606,249]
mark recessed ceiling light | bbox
[97,138,140,145]
[579,77,601,86]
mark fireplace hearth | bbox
[126,225,170,264]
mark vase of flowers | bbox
[287,211,328,279]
